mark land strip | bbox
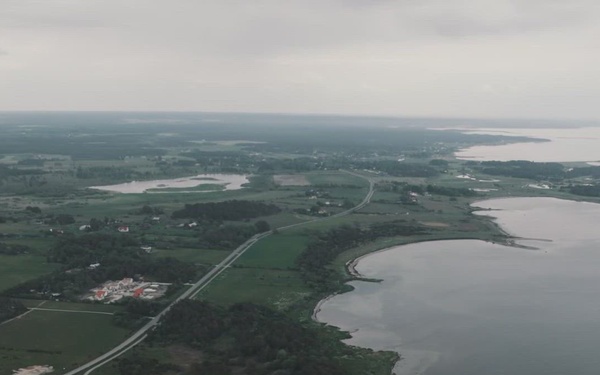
[28,308,115,316]
[62,170,374,375]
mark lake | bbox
[316,197,600,375]
[453,127,600,162]
[89,174,249,193]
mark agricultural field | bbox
[0,255,58,292]
[196,267,310,309]
[0,309,130,374]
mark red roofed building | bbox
[133,288,144,298]
[95,290,107,300]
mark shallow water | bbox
[89,174,249,193]
[316,197,600,375]
[454,127,600,162]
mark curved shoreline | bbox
[311,200,551,374]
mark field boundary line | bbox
[28,308,115,316]
[0,301,46,327]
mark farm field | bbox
[236,233,311,269]
[195,267,310,309]
[0,309,131,374]
[0,255,58,292]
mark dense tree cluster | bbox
[297,223,427,292]
[117,355,179,375]
[425,184,477,197]
[0,242,31,255]
[0,165,45,180]
[48,213,76,225]
[429,159,450,168]
[565,184,600,197]
[147,300,347,375]
[75,166,143,180]
[473,160,565,180]
[25,206,42,214]
[257,157,318,172]
[112,298,178,329]
[172,200,280,221]
[566,166,600,179]
[0,297,26,323]
[181,150,255,172]
[136,205,164,216]
[355,161,439,177]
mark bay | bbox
[316,197,600,375]
[453,127,600,162]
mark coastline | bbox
[315,243,441,375]
[311,199,545,375]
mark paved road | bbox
[63,170,374,375]
[63,233,270,375]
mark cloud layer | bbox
[1,0,599,119]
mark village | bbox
[82,278,168,304]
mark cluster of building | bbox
[83,278,167,304]
[12,365,54,375]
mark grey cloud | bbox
[0,0,117,28]
[0,0,598,119]
[208,0,598,58]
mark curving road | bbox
[63,170,374,375]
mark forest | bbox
[135,300,349,375]
[473,160,565,180]
[471,160,600,181]
[565,184,600,197]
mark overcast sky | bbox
[1,0,599,119]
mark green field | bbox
[306,172,369,187]
[0,310,131,374]
[0,255,58,292]
[236,233,310,269]
[17,300,125,313]
[196,267,310,309]
[152,247,229,265]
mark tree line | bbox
[172,200,280,221]
[354,160,439,177]
[297,222,428,292]
[126,299,349,375]
[0,242,31,255]
[470,160,600,181]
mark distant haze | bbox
[1,0,599,120]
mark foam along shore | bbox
[89,174,250,194]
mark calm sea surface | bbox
[316,198,600,375]
[454,127,600,162]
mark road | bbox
[63,170,374,375]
